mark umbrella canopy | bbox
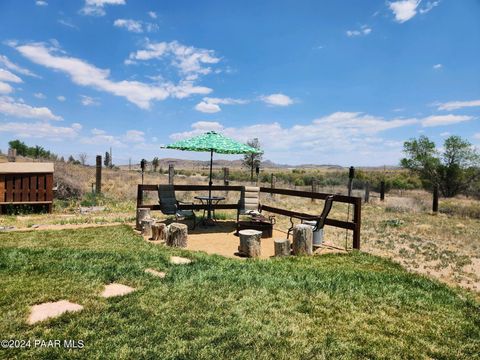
[162,131,262,224]
[163,131,262,155]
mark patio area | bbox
[146,220,346,259]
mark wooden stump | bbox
[136,208,151,230]
[166,223,188,248]
[151,223,168,241]
[274,239,290,257]
[292,224,313,256]
[238,229,262,258]
[141,219,154,238]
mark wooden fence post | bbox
[168,164,174,185]
[271,174,276,198]
[7,148,16,162]
[223,167,229,185]
[352,197,361,250]
[96,155,102,195]
[364,182,370,203]
[311,180,317,202]
[433,185,439,213]
[136,184,143,209]
[380,181,385,201]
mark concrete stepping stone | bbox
[101,283,135,298]
[145,268,166,278]
[169,256,192,265]
[28,300,83,325]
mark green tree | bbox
[8,140,29,156]
[152,157,160,172]
[242,138,263,182]
[104,152,111,167]
[401,135,480,197]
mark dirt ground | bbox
[146,220,345,259]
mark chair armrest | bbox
[177,200,194,205]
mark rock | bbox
[28,300,83,324]
[170,256,192,265]
[101,283,135,298]
[145,268,166,278]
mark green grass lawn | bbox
[0,226,479,359]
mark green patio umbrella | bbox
[162,131,262,221]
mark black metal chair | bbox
[158,184,196,230]
[287,195,334,239]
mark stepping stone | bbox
[101,283,135,298]
[169,256,192,265]
[145,268,166,278]
[28,300,83,325]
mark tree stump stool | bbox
[292,224,313,255]
[166,223,188,248]
[136,208,151,230]
[141,219,154,238]
[238,229,262,258]
[274,239,291,257]
[151,223,168,241]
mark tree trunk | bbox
[136,208,151,230]
[292,224,313,255]
[274,239,290,257]
[141,219,154,238]
[238,229,262,258]
[151,223,168,241]
[166,223,188,248]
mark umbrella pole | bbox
[207,149,213,220]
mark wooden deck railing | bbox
[137,184,361,250]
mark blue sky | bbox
[0,0,479,166]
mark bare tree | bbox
[78,153,88,166]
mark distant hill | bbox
[117,157,354,170]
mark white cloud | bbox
[260,93,294,107]
[433,63,442,70]
[194,97,248,113]
[389,0,420,23]
[15,42,212,109]
[91,128,106,135]
[114,19,143,33]
[195,101,220,113]
[36,1,48,6]
[34,92,46,99]
[0,121,79,139]
[0,82,13,94]
[80,0,126,16]
[419,1,440,14]
[81,128,144,146]
[421,114,473,127]
[0,96,62,120]
[474,133,480,140]
[58,19,78,29]
[148,11,157,19]
[80,95,100,106]
[440,132,450,137]
[436,99,480,111]
[127,41,220,78]
[346,25,372,37]
[0,54,38,77]
[57,95,66,101]
[0,69,22,83]
[123,129,145,143]
[169,112,418,165]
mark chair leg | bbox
[192,213,196,230]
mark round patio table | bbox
[194,195,225,225]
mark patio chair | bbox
[237,186,261,222]
[287,194,334,239]
[158,185,196,230]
